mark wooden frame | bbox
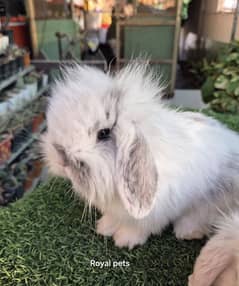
[25,0,81,60]
[25,0,39,58]
[115,0,183,94]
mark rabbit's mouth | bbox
[50,138,117,209]
[64,153,116,210]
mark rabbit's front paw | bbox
[174,216,206,240]
[96,214,119,237]
[113,225,148,249]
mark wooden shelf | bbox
[0,83,49,121]
[0,65,35,92]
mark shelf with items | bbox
[0,43,31,87]
[0,94,48,168]
[0,60,50,206]
[0,136,47,206]
[0,69,49,118]
[0,19,51,206]
[0,103,48,206]
[4,121,46,168]
[0,65,34,92]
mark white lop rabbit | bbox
[41,62,239,249]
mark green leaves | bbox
[215,75,229,89]
[201,77,215,103]
[225,52,239,62]
[181,0,192,20]
[222,67,238,76]
[226,80,239,95]
[213,95,238,114]
[199,41,239,113]
[235,86,239,96]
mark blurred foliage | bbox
[181,0,192,20]
[191,41,239,113]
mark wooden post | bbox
[25,0,39,58]
[116,20,120,71]
[197,0,205,51]
[133,0,138,16]
[115,0,121,71]
[231,0,239,41]
[171,0,183,95]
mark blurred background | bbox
[0,0,239,206]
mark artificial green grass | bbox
[0,111,239,286]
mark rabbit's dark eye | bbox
[97,128,111,141]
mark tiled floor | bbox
[166,89,208,109]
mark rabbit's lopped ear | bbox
[116,124,158,219]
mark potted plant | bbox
[12,162,28,184]
[32,112,44,132]
[11,127,30,153]
[0,133,12,165]
[24,75,38,99]
[0,58,5,81]
[0,186,5,205]
[0,170,7,205]
[13,47,25,72]
[5,109,33,153]
[2,58,11,79]
[42,73,49,88]
[31,159,43,178]
[0,100,10,118]
[23,161,34,191]
[23,50,30,67]
[2,175,23,205]
[23,156,43,192]
[30,71,43,90]
[8,55,17,76]
[7,87,29,111]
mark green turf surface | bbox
[0,111,239,286]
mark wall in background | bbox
[179,0,239,61]
[199,0,238,43]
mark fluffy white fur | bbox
[189,212,239,286]
[41,62,239,249]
